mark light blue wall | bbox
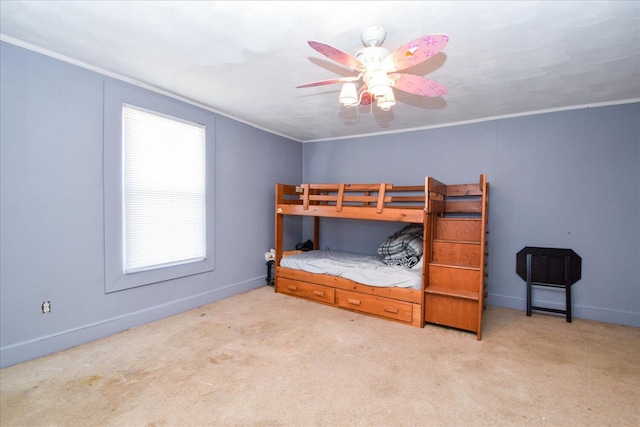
[0,42,302,368]
[303,103,640,328]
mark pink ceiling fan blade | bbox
[308,40,363,71]
[391,73,448,97]
[296,76,359,88]
[383,34,449,72]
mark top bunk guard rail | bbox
[443,182,484,215]
[275,179,450,223]
[427,177,446,214]
[425,176,485,216]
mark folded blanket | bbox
[382,255,420,268]
[377,224,424,267]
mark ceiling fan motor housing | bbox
[355,46,390,67]
[360,25,387,47]
[357,46,393,98]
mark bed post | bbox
[421,177,432,327]
[274,184,284,276]
[313,216,320,250]
[477,173,489,340]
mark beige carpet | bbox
[1,285,639,427]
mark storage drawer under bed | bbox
[336,289,413,323]
[276,277,335,304]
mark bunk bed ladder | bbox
[424,174,489,340]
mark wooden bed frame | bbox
[274,174,489,339]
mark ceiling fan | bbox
[296,26,449,111]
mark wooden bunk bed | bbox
[274,174,490,339]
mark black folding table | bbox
[516,247,582,322]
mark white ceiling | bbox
[1,1,639,142]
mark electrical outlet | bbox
[41,301,51,314]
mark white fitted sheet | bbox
[279,250,422,289]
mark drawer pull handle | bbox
[384,307,399,314]
[287,285,298,291]
[312,290,325,297]
[347,298,361,306]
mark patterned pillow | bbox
[377,224,424,267]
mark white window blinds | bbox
[122,104,206,273]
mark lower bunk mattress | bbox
[279,250,422,290]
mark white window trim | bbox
[104,81,215,293]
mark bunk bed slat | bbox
[446,183,482,196]
[277,204,424,222]
[445,200,482,213]
[376,183,387,213]
[306,195,393,204]
[336,184,345,212]
[302,184,310,210]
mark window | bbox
[104,82,215,293]
[122,105,207,273]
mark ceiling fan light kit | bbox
[376,86,396,111]
[298,26,448,112]
[339,83,359,107]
